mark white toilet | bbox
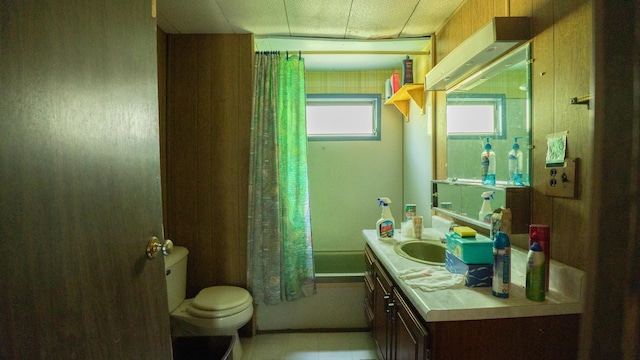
[165,246,253,360]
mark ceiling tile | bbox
[346,0,420,39]
[401,0,465,37]
[284,0,352,38]
[156,0,232,34]
[216,0,290,35]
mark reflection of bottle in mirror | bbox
[481,137,496,185]
[508,137,524,185]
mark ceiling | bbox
[156,0,465,70]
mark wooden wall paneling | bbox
[209,35,231,287]
[470,0,495,32]
[530,0,555,237]
[448,2,470,55]
[235,34,254,288]
[209,34,251,287]
[167,35,203,296]
[166,35,253,294]
[494,0,509,16]
[550,0,591,269]
[435,91,448,180]
[509,0,533,17]
[434,26,448,64]
[196,35,215,291]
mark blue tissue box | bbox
[445,251,492,287]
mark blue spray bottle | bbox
[492,231,511,298]
[508,137,524,185]
[481,137,496,186]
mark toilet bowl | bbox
[165,246,253,360]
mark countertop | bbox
[363,228,585,322]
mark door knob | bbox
[147,236,173,259]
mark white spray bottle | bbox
[376,197,395,240]
[478,191,495,224]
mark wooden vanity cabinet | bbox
[393,288,429,360]
[365,244,581,360]
[367,244,430,360]
[373,259,394,360]
[364,245,375,329]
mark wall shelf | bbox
[384,83,424,122]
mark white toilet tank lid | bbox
[191,286,252,311]
[165,246,189,269]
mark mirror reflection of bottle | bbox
[481,138,496,185]
[508,137,524,185]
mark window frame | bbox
[445,93,507,140]
[306,93,382,141]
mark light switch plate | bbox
[544,158,578,198]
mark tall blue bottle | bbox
[492,231,511,298]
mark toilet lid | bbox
[190,286,252,312]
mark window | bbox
[306,94,381,141]
[446,94,506,139]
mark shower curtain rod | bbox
[297,50,430,55]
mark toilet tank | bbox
[164,246,189,313]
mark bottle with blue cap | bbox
[492,231,511,298]
[478,191,494,224]
[481,137,496,186]
[526,242,546,302]
[508,137,524,185]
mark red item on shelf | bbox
[391,72,400,93]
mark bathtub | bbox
[255,250,367,331]
[313,250,366,283]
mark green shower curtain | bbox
[248,52,315,305]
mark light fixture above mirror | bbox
[425,17,530,91]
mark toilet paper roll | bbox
[412,216,423,239]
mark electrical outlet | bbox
[544,158,578,198]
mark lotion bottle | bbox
[508,137,524,185]
[376,197,395,241]
[481,138,496,185]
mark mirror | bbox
[445,44,531,185]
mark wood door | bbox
[0,1,172,359]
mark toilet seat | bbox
[187,286,252,319]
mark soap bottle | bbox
[526,242,546,302]
[481,137,496,185]
[478,191,494,223]
[492,231,511,298]
[376,197,395,241]
[508,137,524,185]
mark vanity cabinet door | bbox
[373,259,394,360]
[393,288,429,360]
[364,246,375,328]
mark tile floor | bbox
[240,331,379,360]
